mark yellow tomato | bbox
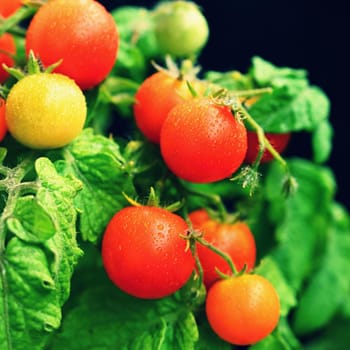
[5,73,87,149]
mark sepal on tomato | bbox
[123,186,184,213]
[2,50,63,83]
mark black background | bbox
[102,0,349,210]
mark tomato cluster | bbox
[133,68,291,184]
[101,201,280,345]
[1,0,283,346]
[133,69,249,183]
[188,208,279,344]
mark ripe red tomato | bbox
[160,97,247,183]
[25,0,119,90]
[194,218,256,288]
[0,99,8,142]
[101,205,195,299]
[133,70,205,143]
[244,131,291,164]
[206,274,280,345]
[0,0,22,18]
[0,33,16,84]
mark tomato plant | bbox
[160,96,247,183]
[194,218,257,288]
[101,205,195,299]
[0,0,22,18]
[153,0,209,57]
[245,130,291,164]
[0,1,346,350]
[5,72,87,149]
[206,274,280,345]
[133,70,204,143]
[0,32,16,83]
[25,0,119,90]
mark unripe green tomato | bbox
[5,73,87,149]
[154,1,209,57]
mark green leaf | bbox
[195,319,231,350]
[1,238,61,350]
[249,56,307,86]
[0,157,82,350]
[303,316,350,350]
[111,5,160,60]
[99,75,139,118]
[248,84,330,133]
[204,70,254,91]
[247,56,331,140]
[35,157,83,304]
[49,281,198,350]
[7,196,56,243]
[312,119,334,163]
[55,129,136,243]
[292,203,350,335]
[265,158,336,291]
[112,39,147,82]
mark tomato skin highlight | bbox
[160,97,247,183]
[245,131,291,164]
[0,33,16,84]
[101,206,195,299]
[196,220,256,288]
[5,73,87,149]
[25,0,119,90]
[206,274,280,345]
[133,71,203,143]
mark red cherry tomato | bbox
[101,205,195,299]
[25,0,119,90]
[133,70,205,143]
[206,274,280,345]
[160,97,247,183]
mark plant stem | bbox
[0,6,37,36]
[195,234,238,276]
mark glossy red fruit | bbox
[160,97,247,183]
[25,0,119,90]
[206,274,280,345]
[133,70,204,143]
[101,205,195,299]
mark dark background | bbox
[102,0,349,210]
